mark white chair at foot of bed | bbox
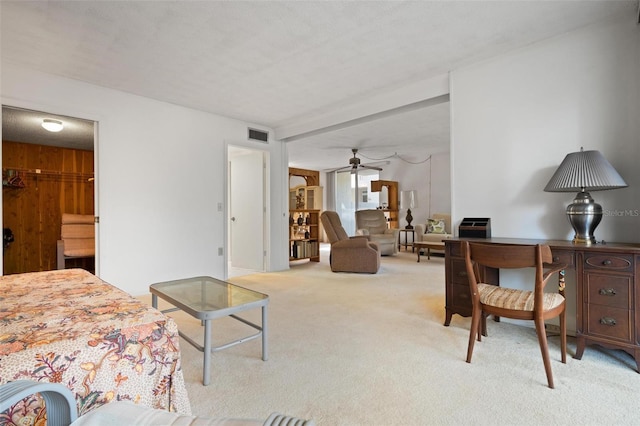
[1,380,315,426]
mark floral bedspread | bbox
[0,269,191,425]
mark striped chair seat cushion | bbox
[477,283,564,311]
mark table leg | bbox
[151,294,158,309]
[262,305,269,361]
[417,249,421,262]
[427,248,431,260]
[203,319,212,386]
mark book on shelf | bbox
[291,240,318,259]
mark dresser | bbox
[444,237,640,371]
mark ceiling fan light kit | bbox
[334,149,383,174]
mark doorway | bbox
[334,168,380,235]
[227,145,268,278]
[1,105,96,274]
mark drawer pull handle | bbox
[599,288,617,296]
[553,256,559,262]
[457,271,467,277]
[599,317,617,326]
[602,259,612,266]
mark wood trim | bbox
[289,167,319,186]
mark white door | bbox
[229,147,265,273]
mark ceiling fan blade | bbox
[325,165,351,173]
[326,148,386,173]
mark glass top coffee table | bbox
[150,276,269,386]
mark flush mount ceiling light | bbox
[41,118,64,132]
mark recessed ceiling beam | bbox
[276,73,449,142]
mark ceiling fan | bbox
[333,149,383,173]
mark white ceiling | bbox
[1,1,636,170]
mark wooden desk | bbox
[444,237,640,372]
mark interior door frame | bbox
[225,142,269,279]
[0,97,101,275]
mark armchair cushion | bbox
[333,236,376,249]
[426,218,446,234]
[370,225,388,235]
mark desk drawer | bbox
[584,253,633,272]
[451,259,469,285]
[585,272,632,309]
[551,249,574,268]
[451,283,472,307]
[585,304,632,342]
[448,241,463,257]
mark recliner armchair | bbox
[320,211,380,273]
[355,209,399,255]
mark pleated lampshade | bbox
[544,149,627,192]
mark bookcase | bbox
[289,185,323,210]
[289,209,320,262]
[370,180,399,229]
[288,168,323,263]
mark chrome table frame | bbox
[150,276,269,386]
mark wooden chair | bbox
[463,241,567,388]
[57,213,95,270]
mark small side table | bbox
[398,229,416,252]
[150,276,269,386]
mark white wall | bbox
[450,13,639,332]
[451,13,639,243]
[380,151,451,228]
[1,65,289,296]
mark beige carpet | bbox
[149,245,640,425]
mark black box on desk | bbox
[459,218,491,238]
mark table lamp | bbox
[400,190,418,229]
[544,148,627,244]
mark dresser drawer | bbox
[585,304,632,342]
[585,272,632,309]
[584,253,634,272]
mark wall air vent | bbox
[248,128,269,143]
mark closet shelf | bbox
[3,167,94,184]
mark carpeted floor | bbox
[146,245,640,425]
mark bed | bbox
[0,268,191,425]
